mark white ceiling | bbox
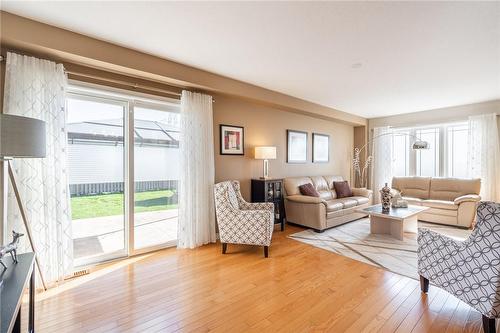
[2,1,499,118]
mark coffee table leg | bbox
[370,215,392,234]
[370,215,404,241]
[403,215,418,234]
[390,220,404,240]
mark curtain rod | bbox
[0,55,215,102]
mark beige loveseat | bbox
[284,176,373,232]
[391,177,481,228]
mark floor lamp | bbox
[0,114,48,290]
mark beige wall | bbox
[213,94,354,200]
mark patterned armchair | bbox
[214,181,274,257]
[418,201,500,333]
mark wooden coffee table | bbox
[357,204,429,240]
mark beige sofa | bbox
[391,177,481,228]
[284,176,373,232]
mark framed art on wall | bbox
[312,133,330,163]
[287,130,308,163]
[220,124,244,155]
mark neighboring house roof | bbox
[67,118,179,147]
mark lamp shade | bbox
[255,146,276,160]
[412,140,429,150]
[0,114,46,158]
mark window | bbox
[447,124,469,178]
[389,122,469,179]
[392,132,409,176]
[415,128,440,177]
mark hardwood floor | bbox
[30,224,496,333]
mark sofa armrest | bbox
[286,195,323,204]
[454,194,481,205]
[351,188,373,198]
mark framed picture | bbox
[312,133,330,163]
[287,130,308,163]
[220,124,244,155]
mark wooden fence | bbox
[70,180,178,196]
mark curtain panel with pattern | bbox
[3,52,72,286]
[177,90,216,248]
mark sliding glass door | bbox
[67,95,128,266]
[67,87,180,266]
[133,104,179,251]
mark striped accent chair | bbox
[418,201,500,333]
[214,181,274,257]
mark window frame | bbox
[389,121,469,179]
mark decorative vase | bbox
[380,183,391,213]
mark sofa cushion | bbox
[325,201,343,212]
[284,177,313,196]
[329,198,358,209]
[350,196,369,205]
[310,176,334,200]
[402,196,423,206]
[421,199,458,210]
[299,183,320,197]
[429,178,481,201]
[323,175,344,198]
[310,176,328,191]
[392,177,431,199]
[333,181,352,198]
[323,175,344,189]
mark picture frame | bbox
[287,130,308,163]
[312,133,330,163]
[220,124,244,155]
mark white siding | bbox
[68,144,179,184]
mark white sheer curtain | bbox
[370,126,393,203]
[177,91,216,249]
[468,113,500,202]
[3,52,72,285]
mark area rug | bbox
[289,218,471,280]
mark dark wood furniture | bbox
[251,178,285,231]
[1,252,35,333]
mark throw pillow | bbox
[334,181,352,198]
[299,183,320,197]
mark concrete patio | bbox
[72,209,178,261]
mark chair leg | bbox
[222,243,227,254]
[264,246,269,258]
[420,275,429,293]
[482,315,496,333]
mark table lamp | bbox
[0,113,47,289]
[254,146,277,179]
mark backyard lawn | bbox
[71,190,177,220]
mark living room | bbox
[0,2,499,333]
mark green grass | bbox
[71,190,178,220]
